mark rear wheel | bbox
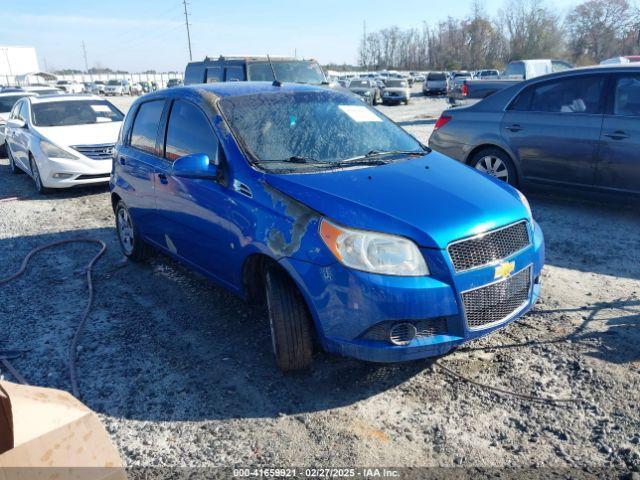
[115,200,150,261]
[265,267,314,372]
[469,148,517,186]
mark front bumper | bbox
[37,155,112,188]
[282,220,544,363]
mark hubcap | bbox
[117,208,135,254]
[476,155,509,182]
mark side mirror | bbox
[171,153,218,180]
[7,119,26,129]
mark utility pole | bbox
[82,41,91,79]
[183,0,193,61]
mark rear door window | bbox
[164,100,218,162]
[130,100,165,154]
[206,67,224,83]
[529,75,604,114]
[225,66,245,82]
[612,75,640,116]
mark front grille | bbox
[72,144,115,161]
[462,266,531,329]
[360,318,448,343]
[448,221,530,272]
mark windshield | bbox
[349,80,368,88]
[57,81,69,85]
[0,95,27,113]
[247,61,326,85]
[386,80,407,88]
[31,100,124,126]
[107,80,122,86]
[219,91,422,170]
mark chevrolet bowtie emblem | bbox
[494,261,515,280]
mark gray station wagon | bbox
[429,64,640,195]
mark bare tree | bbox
[499,0,565,61]
[565,0,640,65]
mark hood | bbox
[34,122,122,148]
[265,152,529,249]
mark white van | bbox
[503,59,572,80]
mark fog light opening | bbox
[389,322,417,346]
[53,173,74,179]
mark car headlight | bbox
[517,189,532,219]
[363,91,371,96]
[319,218,429,276]
[40,139,78,160]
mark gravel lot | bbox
[0,87,639,474]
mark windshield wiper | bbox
[342,149,426,163]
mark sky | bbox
[1,0,581,73]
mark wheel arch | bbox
[241,252,321,340]
[465,143,522,184]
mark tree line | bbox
[357,0,640,71]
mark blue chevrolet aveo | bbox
[110,82,545,371]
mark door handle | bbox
[604,130,629,140]
[158,173,168,184]
[505,124,522,132]
[118,157,126,165]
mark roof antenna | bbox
[267,54,281,87]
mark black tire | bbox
[115,200,150,261]
[469,147,518,186]
[265,267,314,372]
[29,155,49,194]
[0,142,6,159]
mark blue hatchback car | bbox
[110,82,545,371]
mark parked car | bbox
[184,56,327,85]
[166,78,183,88]
[85,81,106,95]
[429,64,640,195]
[448,78,520,105]
[423,71,448,95]
[104,80,130,96]
[381,78,411,105]
[4,94,123,192]
[476,69,501,79]
[55,80,84,94]
[447,71,473,98]
[130,83,144,96]
[0,91,36,156]
[600,55,640,65]
[348,78,380,105]
[110,82,544,371]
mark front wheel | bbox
[29,155,49,194]
[469,148,517,186]
[265,268,314,372]
[6,145,21,174]
[115,200,150,261]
